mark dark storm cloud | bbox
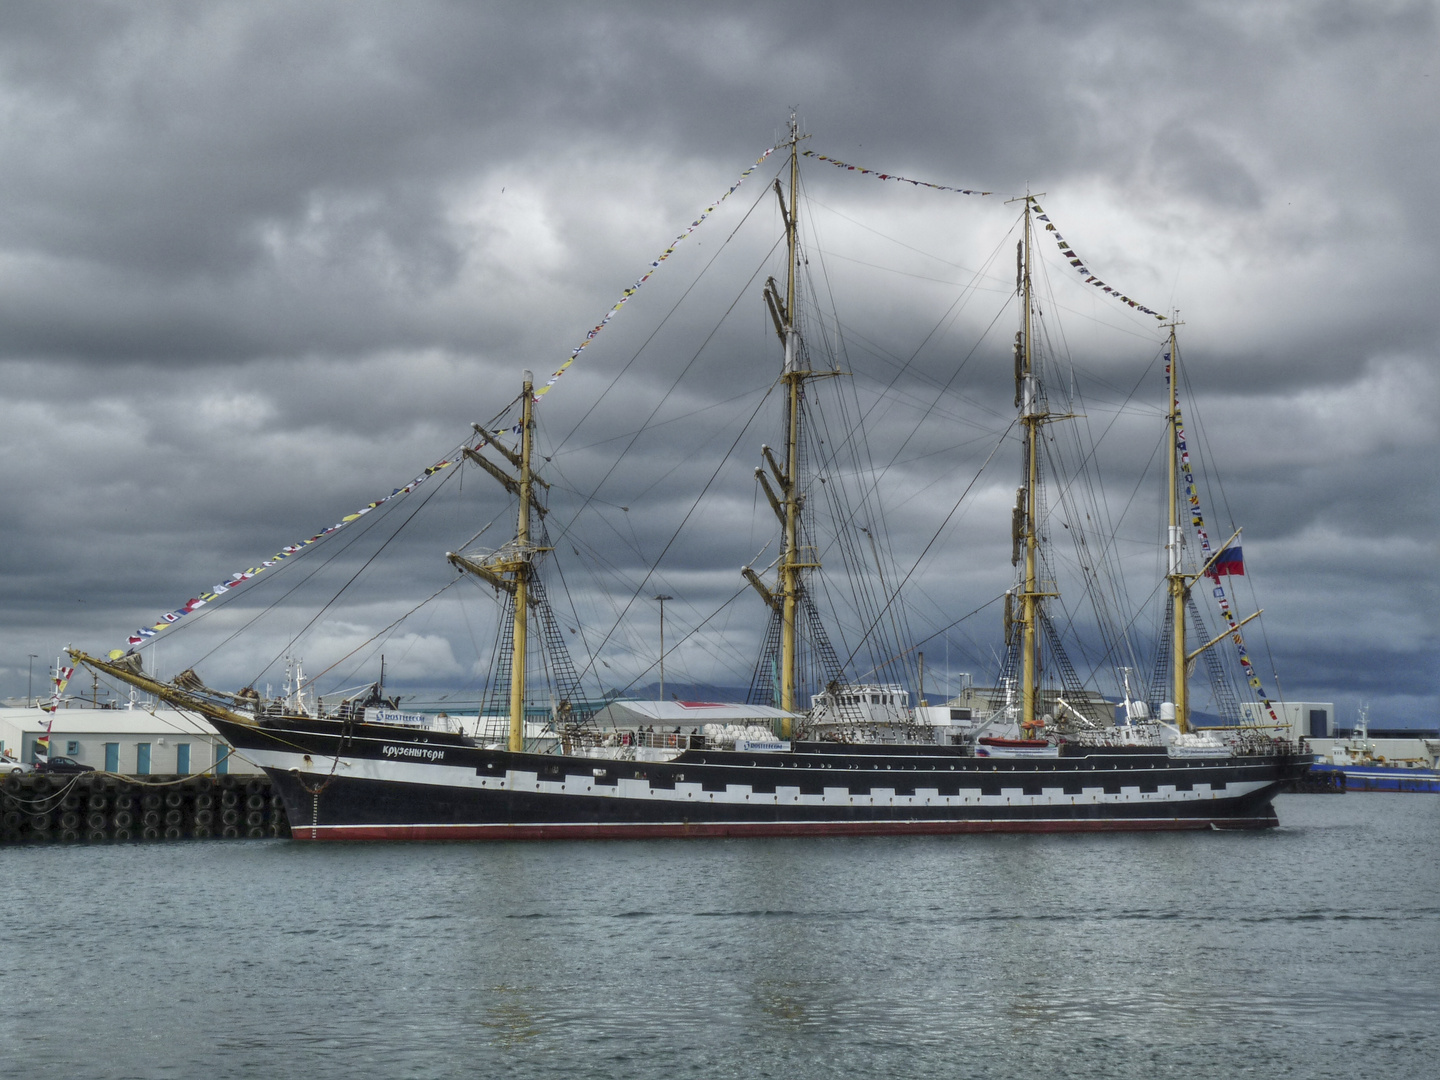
[1,0,1435,724]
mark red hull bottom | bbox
[291,816,1279,841]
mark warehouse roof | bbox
[0,706,222,738]
[590,700,800,725]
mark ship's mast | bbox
[1021,200,1039,730]
[743,113,818,736]
[1009,196,1050,733]
[778,114,804,729]
[509,374,535,752]
[1165,325,1190,734]
[448,371,550,753]
[1162,325,1267,733]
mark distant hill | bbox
[613,682,754,703]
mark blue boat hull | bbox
[1310,764,1440,793]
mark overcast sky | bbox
[1,0,1435,726]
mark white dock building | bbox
[0,705,260,776]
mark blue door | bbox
[104,743,119,772]
[176,744,190,774]
[215,745,229,776]
[136,743,151,775]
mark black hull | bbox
[212,716,1310,841]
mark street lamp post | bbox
[653,595,673,701]
[27,654,38,708]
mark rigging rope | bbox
[120,448,467,653]
[249,464,465,686]
[535,147,777,399]
[1167,351,1280,723]
[802,149,1161,324]
[835,423,1015,677]
[1030,202,1166,321]
[800,151,992,196]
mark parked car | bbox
[38,756,95,774]
[2,754,33,775]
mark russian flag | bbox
[1206,545,1245,580]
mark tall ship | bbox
[69,120,1310,838]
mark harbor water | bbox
[2,793,1436,1079]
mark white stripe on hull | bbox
[247,746,1275,811]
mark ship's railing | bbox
[558,729,705,752]
[1067,729,1303,756]
[629,730,703,750]
[1228,733,1303,757]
